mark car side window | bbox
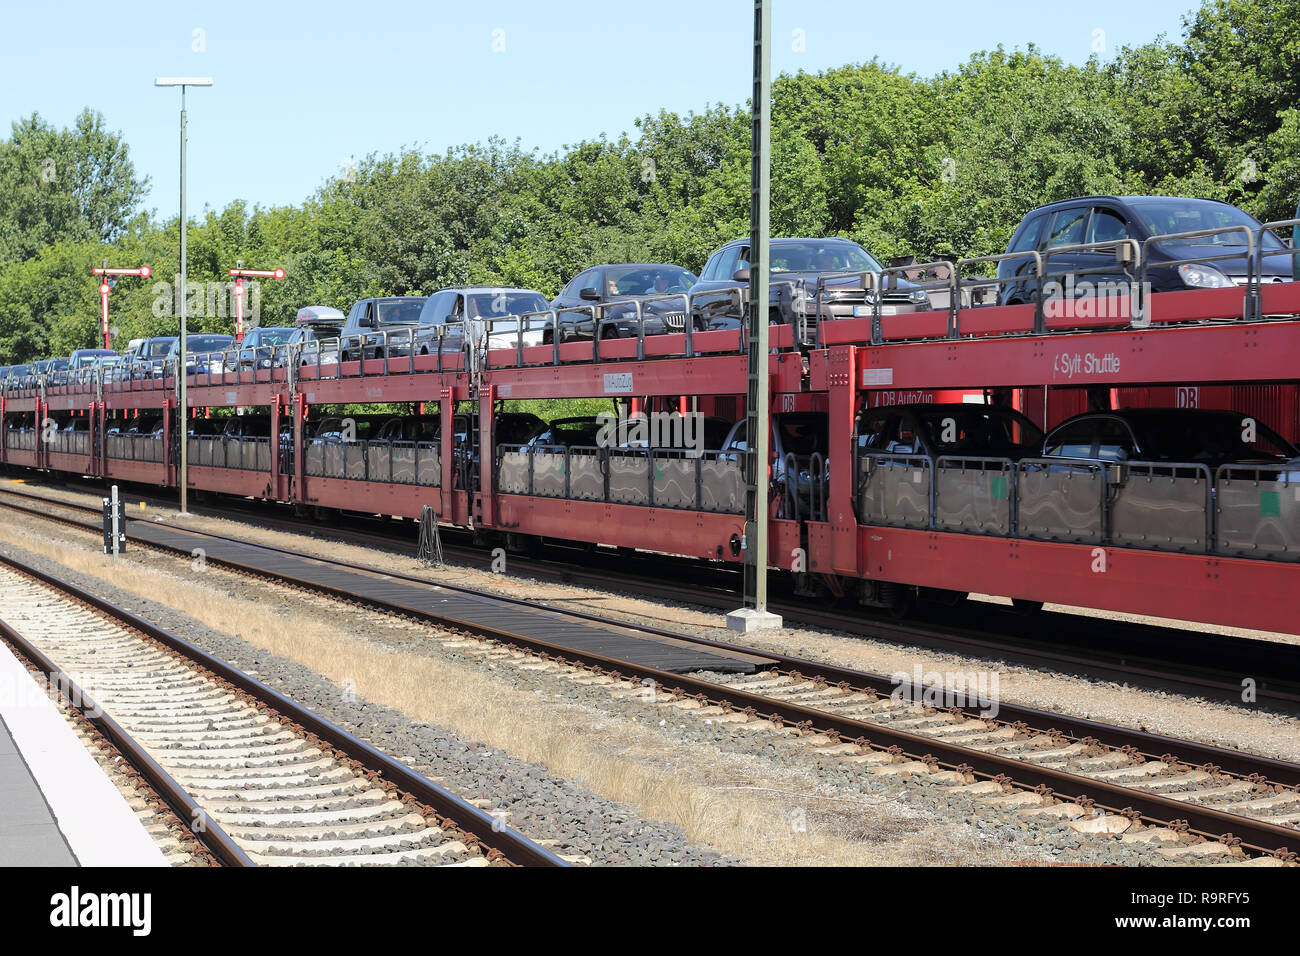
[1094,418,1135,461]
[1046,209,1088,248]
[564,270,591,299]
[857,413,892,450]
[1044,420,1097,459]
[717,244,748,278]
[1009,214,1047,254]
[448,294,465,322]
[726,420,748,453]
[701,252,722,282]
[1086,208,1128,245]
[886,417,918,454]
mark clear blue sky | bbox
[1,0,1200,217]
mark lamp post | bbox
[155,76,212,517]
[727,0,780,633]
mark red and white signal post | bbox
[228,263,286,341]
[91,264,152,349]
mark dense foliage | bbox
[1,0,1297,363]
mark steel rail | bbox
[2,489,1300,790]
[0,616,254,867]
[0,551,566,868]
[3,491,1298,858]
[69,524,1296,857]
[12,478,1297,715]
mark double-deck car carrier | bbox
[4,219,1299,635]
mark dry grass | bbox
[0,517,1012,865]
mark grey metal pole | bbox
[178,85,189,516]
[746,0,771,611]
[728,0,779,633]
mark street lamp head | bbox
[155,77,213,87]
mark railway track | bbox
[1,482,1298,861]
[0,554,563,867]
[7,478,1300,711]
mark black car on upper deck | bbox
[339,296,428,362]
[549,264,697,342]
[688,237,931,339]
[999,196,1295,306]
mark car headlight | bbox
[909,289,932,310]
[1178,263,1234,289]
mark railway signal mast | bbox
[228,262,286,341]
[728,0,781,633]
[91,264,152,349]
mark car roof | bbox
[1022,195,1239,215]
[720,236,861,248]
[436,286,546,294]
[592,263,692,270]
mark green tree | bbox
[0,109,147,265]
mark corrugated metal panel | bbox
[1115,386,1300,443]
[1232,385,1300,444]
[1016,387,1091,432]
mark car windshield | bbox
[1134,413,1297,463]
[777,414,827,456]
[376,300,426,325]
[74,352,113,367]
[146,339,176,357]
[250,328,298,346]
[917,407,1044,455]
[498,415,545,445]
[465,292,549,319]
[771,242,882,274]
[181,335,233,353]
[604,267,696,296]
[1130,200,1285,251]
[533,419,602,447]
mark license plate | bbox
[852,305,872,317]
[880,306,898,315]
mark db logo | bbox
[1176,387,1200,408]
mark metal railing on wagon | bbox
[854,446,1293,560]
[303,439,442,486]
[496,443,746,514]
